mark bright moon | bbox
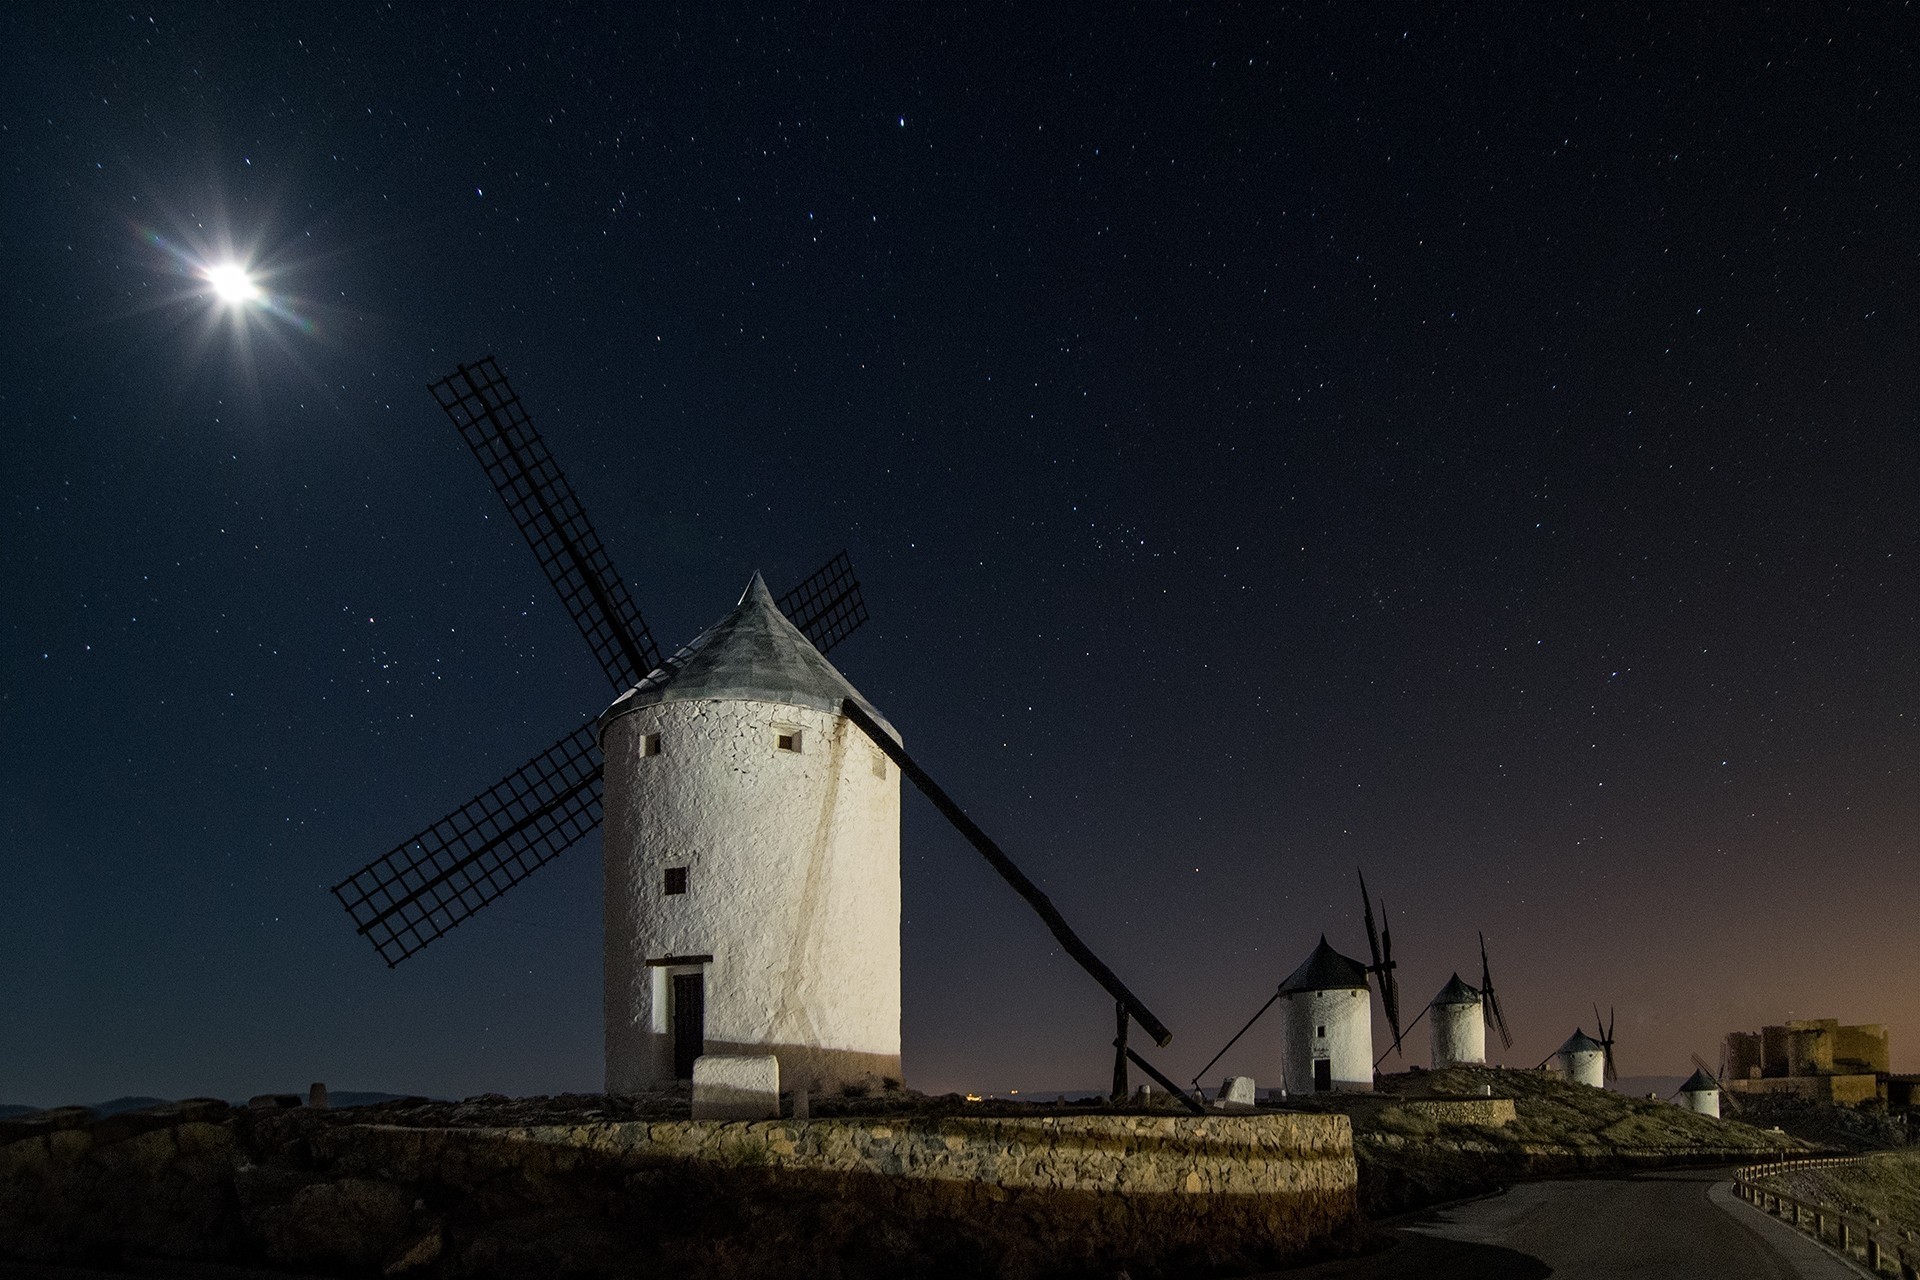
[205,262,261,305]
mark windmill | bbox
[1687,1052,1736,1117]
[1478,931,1514,1053]
[330,358,1191,1106]
[1425,974,1485,1069]
[1357,870,1405,1057]
[1593,1003,1620,1083]
[1546,1028,1607,1087]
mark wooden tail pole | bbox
[1376,1002,1431,1069]
[1122,1045,1207,1115]
[1112,1002,1130,1102]
[841,698,1175,1047]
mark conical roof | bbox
[601,572,897,740]
[1680,1068,1719,1094]
[1279,936,1371,994]
[1557,1029,1604,1056]
[1431,973,1482,1007]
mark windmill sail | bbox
[334,362,877,967]
[777,550,869,655]
[1358,870,1404,1054]
[332,717,604,966]
[1595,1003,1619,1082]
[430,358,663,689]
[1479,930,1514,1050]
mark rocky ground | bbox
[1723,1091,1916,1152]
[6,1074,1893,1275]
[1274,1064,1813,1217]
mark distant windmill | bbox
[1684,1053,1734,1118]
[1358,870,1405,1057]
[1478,931,1514,1053]
[1548,1028,1607,1087]
[1427,974,1485,1069]
[331,358,1191,1105]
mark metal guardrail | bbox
[1732,1156,1920,1278]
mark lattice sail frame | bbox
[430,358,662,690]
[332,718,604,966]
[334,362,876,967]
[777,550,868,654]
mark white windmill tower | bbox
[1279,937,1375,1093]
[1554,1028,1608,1088]
[1677,1067,1722,1118]
[599,573,902,1097]
[1428,974,1486,1069]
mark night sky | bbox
[3,4,1914,1108]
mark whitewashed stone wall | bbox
[602,697,900,1095]
[1280,987,1373,1093]
[1678,1088,1720,1117]
[1430,1000,1486,1068]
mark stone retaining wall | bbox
[0,1103,1360,1279]
[1397,1098,1517,1127]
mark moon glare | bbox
[205,261,261,304]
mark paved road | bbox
[1275,1168,1862,1279]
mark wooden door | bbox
[671,972,705,1080]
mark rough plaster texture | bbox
[1560,1046,1606,1088]
[0,1105,1361,1279]
[602,697,901,1097]
[691,1054,781,1120]
[1220,1076,1257,1105]
[1678,1087,1721,1118]
[1430,1000,1486,1069]
[1281,987,1373,1093]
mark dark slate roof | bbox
[600,573,897,741]
[1680,1068,1719,1093]
[1557,1029,1604,1055]
[1279,936,1371,994]
[1431,973,1482,1007]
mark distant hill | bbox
[325,1091,415,1109]
[0,1091,417,1119]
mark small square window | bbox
[641,732,662,757]
[663,867,688,896]
[1316,1025,1326,1038]
[775,728,803,753]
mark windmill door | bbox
[671,972,706,1080]
[1312,1057,1332,1091]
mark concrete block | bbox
[692,1054,781,1121]
[1219,1076,1257,1106]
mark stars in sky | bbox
[0,3,1914,1106]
